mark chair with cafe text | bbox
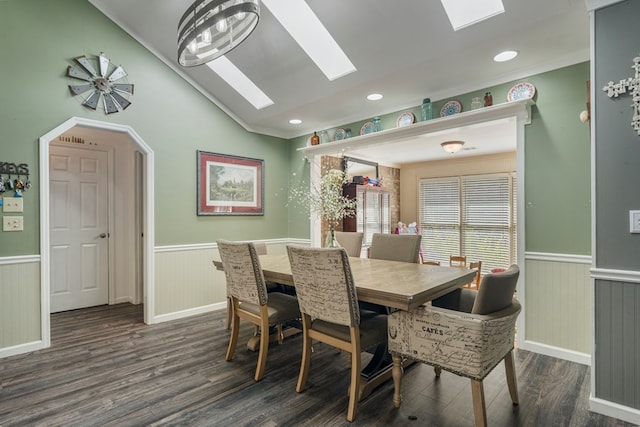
[217,240,300,382]
[388,265,521,427]
[287,245,388,422]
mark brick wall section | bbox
[379,165,401,233]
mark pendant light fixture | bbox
[178,0,260,67]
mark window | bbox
[418,173,516,271]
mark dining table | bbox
[213,253,476,403]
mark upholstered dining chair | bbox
[334,231,364,257]
[388,265,521,427]
[217,240,300,382]
[224,241,268,330]
[369,233,422,263]
[286,245,388,422]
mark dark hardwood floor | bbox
[0,304,633,426]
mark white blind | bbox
[418,178,460,264]
[419,173,516,271]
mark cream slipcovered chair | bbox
[217,240,299,382]
[334,231,364,257]
[286,245,388,422]
[224,241,268,330]
[369,233,421,263]
[388,265,521,427]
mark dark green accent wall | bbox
[0,0,290,256]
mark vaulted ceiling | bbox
[89,0,589,143]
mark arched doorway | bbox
[39,117,155,348]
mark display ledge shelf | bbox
[298,98,534,158]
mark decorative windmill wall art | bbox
[602,54,640,136]
[66,52,134,114]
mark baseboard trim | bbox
[520,339,591,366]
[589,395,640,425]
[0,340,45,358]
[153,302,226,323]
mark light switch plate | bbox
[630,210,640,233]
[3,216,24,231]
[3,197,23,213]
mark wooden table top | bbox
[213,254,476,311]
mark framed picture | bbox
[197,151,264,216]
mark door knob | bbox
[99,233,107,238]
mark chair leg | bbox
[296,314,313,393]
[434,366,442,377]
[471,380,487,427]
[225,296,232,330]
[254,307,270,382]
[346,327,361,422]
[225,304,239,361]
[504,349,519,405]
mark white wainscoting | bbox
[153,239,308,321]
[0,256,43,357]
[521,252,592,365]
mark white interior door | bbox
[49,145,109,313]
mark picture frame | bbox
[197,151,264,216]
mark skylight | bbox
[206,56,274,110]
[440,0,505,31]
[261,0,356,81]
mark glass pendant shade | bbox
[178,0,259,67]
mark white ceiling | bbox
[88,0,589,143]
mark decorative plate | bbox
[396,111,416,127]
[507,82,536,101]
[440,100,462,117]
[360,121,375,135]
[334,128,346,141]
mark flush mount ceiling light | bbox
[289,119,302,124]
[367,93,383,101]
[494,50,518,62]
[178,0,260,67]
[440,0,504,31]
[441,141,465,154]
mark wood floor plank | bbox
[0,303,634,426]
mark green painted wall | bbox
[0,0,290,257]
[289,62,592,255]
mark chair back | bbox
[449,255,467,267]
[369,233,421,263]
[287,246,360,327]
[472,264,519,315]
[469,260,482,287]
[217,240,268,306]
[334,231,364,257]
[253,242,268,255]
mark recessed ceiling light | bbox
[289,119,302,125]
[494,50,518,62]
[441,0,504,31]
[367,93,383,101]
[205,56,274,110]
[262,0,356,81]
